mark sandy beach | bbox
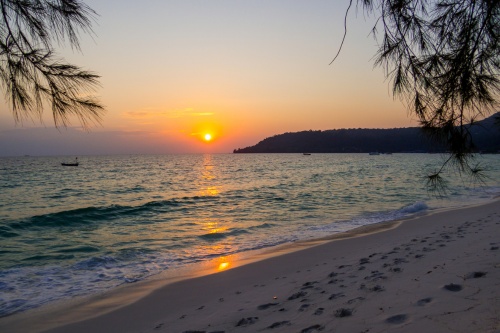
[1,199,499,333]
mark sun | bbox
[204,133,212,142]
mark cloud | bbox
[125,107,214,119]
[124,111,151,118]
[190,112,214,116]
[166,108,214,118]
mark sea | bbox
[1,153,499,318]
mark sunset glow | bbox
[0,1,419,156]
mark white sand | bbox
[1,199,499,333]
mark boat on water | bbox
[369,152,380,155]
[61,157,79,166]
[303,153,311,156]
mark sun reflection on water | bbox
[204,220,227,234]
[201,186,219,196]
[196,155,234,273]
[199,154,221,196]
[218,261,230,271]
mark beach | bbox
[1,198,499,333]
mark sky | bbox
[0,1,420,156]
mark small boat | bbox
[61,157,79,166]
[303,153,311,155]
[369,152,380,155]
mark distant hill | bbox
[233,113,500,154]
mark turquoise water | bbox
[1,153,499,317]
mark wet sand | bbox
[2,199,499,333]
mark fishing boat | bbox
[61,158,79,166]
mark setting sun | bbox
[204,133,212,141]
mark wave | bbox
[249,223,276,230]
[198,229,251,242]
[0,226,19,238]
[55,246,100,254]
[72,256,118,270]
[229,229,251,236]
[22,254,75,262]
[198,233,227,241]
[307,201,429,234]
[0,183,20,189]
[395,201,429,216]
[356,201,429,225]
[5,195,219,233]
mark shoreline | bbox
[1,198,499,332]
[0,211,405,332]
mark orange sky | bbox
[0,1,419,156]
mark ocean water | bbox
[0,153,499,317]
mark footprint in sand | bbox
[359,284,385,292]
[443,283,463,292]
[301,281,319,290]
[235,317,259,327]
[335,308,353,318]
[300,324,325,333]
[465,271,487,279]
[328,272,338,278]
[385,314,408,324]
[257,302,279,310]
[288,291,307,300]
[359,258,370,265]
[347,297,365,305]
[296,303,309,311]
[416,297,433,306]
[313,307,324,315]
[267,321,291,329]
[328,292,345,300]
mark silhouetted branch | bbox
[338,0,500,192]
[329,0,353,65]
[0,0,104,128]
